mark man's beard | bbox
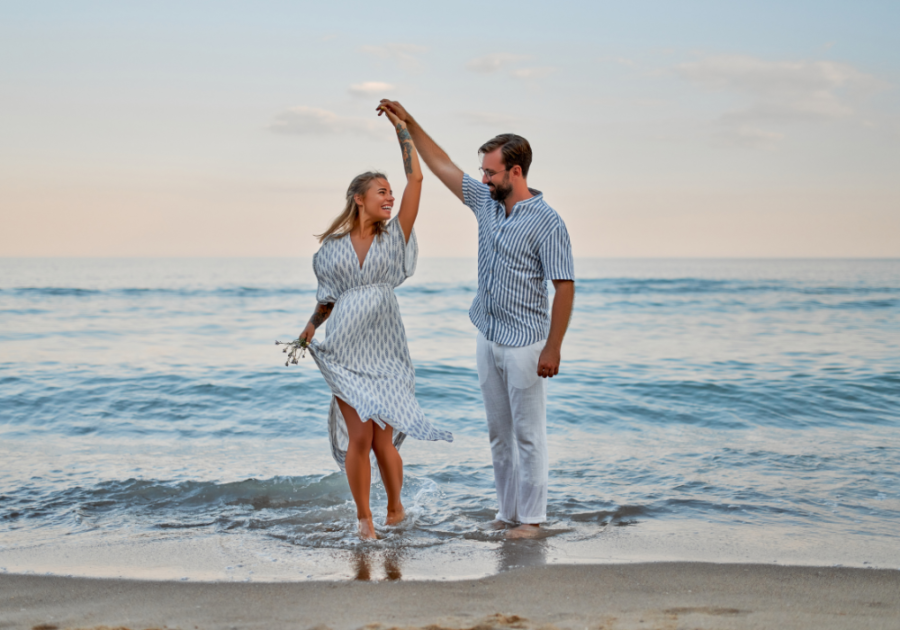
[488,176,512,202]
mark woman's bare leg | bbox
[337,398,377,540]
[372,423,405,525]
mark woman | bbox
[298,105,453,540]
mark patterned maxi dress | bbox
[308,216,453,470]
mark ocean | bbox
[1,257,898,581]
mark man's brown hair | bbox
[479,133,532,178]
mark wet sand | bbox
[2,562,898,630]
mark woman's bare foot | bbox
[505,524,541,539]
[385,507,405,526]
[358,517,378,540]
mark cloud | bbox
[360,43,427,72]
[676,55,884,124]
[676,54,887,149]
[348,81,395,97]
[599,56,638,68]
[268,107,386,139]
[466,53,530,74]
[466,54,554,83]
[510,66,556,80]
[459,111,525,128]
[715,126,785,150]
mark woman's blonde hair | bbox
[316,171,389,243]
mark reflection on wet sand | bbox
[497,538,548,574]
[348,537,547,581]
[352,548,404,581]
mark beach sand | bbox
[2,563,898,630]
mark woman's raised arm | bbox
[379,105,422,243]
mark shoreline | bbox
[3,562,898,630]
[3,517,898,583]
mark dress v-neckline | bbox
[349,233,374,270]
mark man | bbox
[378,100,575,538]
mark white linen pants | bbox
[476,332,548,524]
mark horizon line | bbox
[2,255,898,261]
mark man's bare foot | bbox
[483,519,509,530]
[358,517,378,540]
[385,507,405,526]
[505,524,541,539]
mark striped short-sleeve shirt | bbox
[462,173,575,347]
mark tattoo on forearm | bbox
[309,302,334,328]
[397,125,414,175]
[401,141,413,175]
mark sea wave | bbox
[1,258,898,563]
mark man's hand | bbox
[377,99,411,124]
[378,103,403,127]
[537,344,561,378]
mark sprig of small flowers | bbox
[275,337,309,366]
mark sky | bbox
[1,0,898,258]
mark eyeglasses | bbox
[479,167,507,179]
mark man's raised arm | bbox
[378,99,464,202]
